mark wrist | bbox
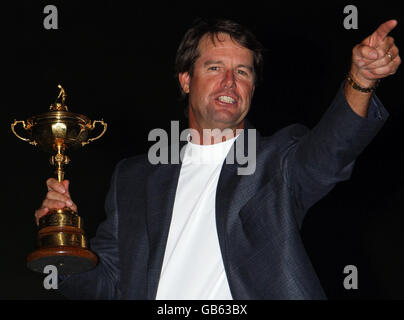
[350,72,377,88]
[349,64,377,88]
[346,68,379,94]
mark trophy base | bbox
[28,209,98,275]
[27,246,98,275]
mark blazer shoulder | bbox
[114,153,153,178]
[259,123,310,150]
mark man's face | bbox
[179,33,255,131]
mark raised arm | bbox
[283,20,400,225]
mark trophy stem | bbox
[57,162,64,182]
[50,143,70,182]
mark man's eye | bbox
[208,66,219,71]
[237,69,248,76]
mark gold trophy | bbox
[11,85,107,275]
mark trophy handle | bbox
[11,120,37,146]
[82,120,107,146]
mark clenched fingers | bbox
[47,177,68,194]
[35,178,78,226]
[358,35,397,67]
[363,46,399,69]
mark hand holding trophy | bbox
[11,85,107,275]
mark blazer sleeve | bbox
[283,80,389,226]
[58,160,123,299]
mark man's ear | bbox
[178,72,191,94]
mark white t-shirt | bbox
[155,136,237,300]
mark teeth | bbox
[218,95,235,104]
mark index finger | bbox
[369,20,398,47]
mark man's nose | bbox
[221,70,236,89]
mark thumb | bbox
[355,44,379,61]
[62,180,71,195]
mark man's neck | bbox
[188,122,244,145]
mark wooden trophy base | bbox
[27,246,98,274]
[27,209,98,275]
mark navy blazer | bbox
[59,82,388,299]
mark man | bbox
[35,19,400,299]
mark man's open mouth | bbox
[217,95,237,104]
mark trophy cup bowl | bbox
[11,85,107,275]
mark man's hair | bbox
[175,18,265,99]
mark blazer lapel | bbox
[145,142,185,299]
[215,120,261,296]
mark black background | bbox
[1,0,403,300]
